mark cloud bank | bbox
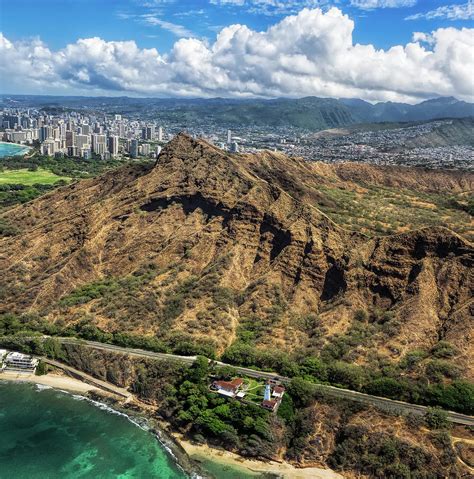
[406,1,474,21]
[1,7,473,102]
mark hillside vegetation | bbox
[1,134,472,391]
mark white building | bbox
[4,352,39,372]
[41,139,56,156]
[141,143,150,156]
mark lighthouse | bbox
[264,383,271,401]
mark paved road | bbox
[57,337,474,426]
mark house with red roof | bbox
[211,378,244,398]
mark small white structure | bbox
[4,352,39,372]
[272,385,285,399]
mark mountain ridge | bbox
[1,134,472,380]
[3,95,473,131]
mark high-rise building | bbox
[66,131,76,147]
[230,141,239,153]
[130,139,139,158]
[141,143,150,156]
[39,126,52,142]
[148,125,155,140]
[76,134,90,150]
[52,127,61,140]
[95,142,106,155]
[67,146,78,157]
[158,126,163,142]
[91,134,106,154]
[41,139,56,156]
[227,129,232,143]
[108,136,119,156]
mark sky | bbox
[0,0,473,102]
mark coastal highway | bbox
[53,337,474,426]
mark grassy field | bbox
[0,168,71,185]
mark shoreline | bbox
[0,141,32,157]
[0,370,99,394]
[0,140,32,149]
[175,435,343,479]
[0,369,342,479]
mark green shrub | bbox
[35,360,48,376]
[431,341,457,359]
[354,309,368,322]
[424,407,449,430]
[425,360,461,382]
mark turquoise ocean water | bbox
[0,382,187,479]
[0,142,30,157]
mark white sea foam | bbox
[35,383,52,391]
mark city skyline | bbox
[0,1,473,102]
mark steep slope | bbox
[402,117,474,148]
[1,134,472,378]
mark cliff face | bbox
[1,134,472,375]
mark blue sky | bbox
[0,1,473,101]
[1,0,472,51]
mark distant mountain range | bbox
[1,95,473,131]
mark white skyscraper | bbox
[158,126,163,142]
[227,129,232,143]
[141,143,150,156]
[91,134,106,154]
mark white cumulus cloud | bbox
[1,8,473,102]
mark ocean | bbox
[0,142,30,158]
[0,382,187,479]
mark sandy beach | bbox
[0,370,99,394]
[1,369,343,478]
[176,434,344,479]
